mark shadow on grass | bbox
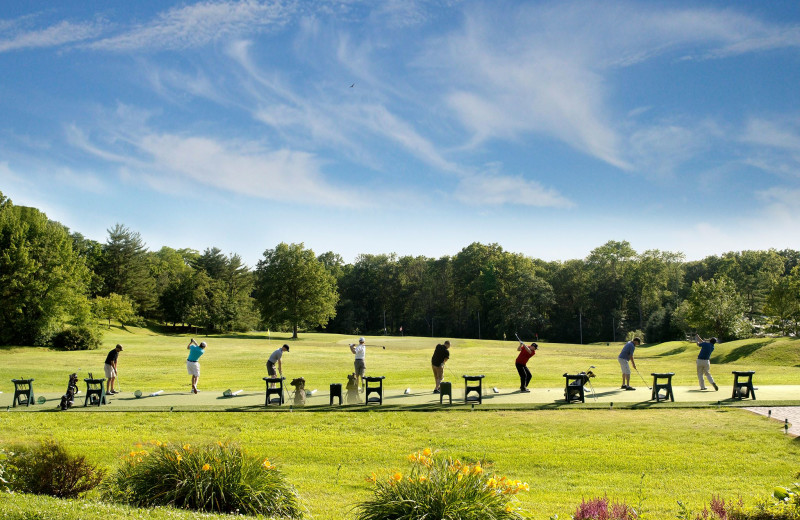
[716,340,774,363]
[657,346,687,357]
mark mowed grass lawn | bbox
[1,329,800,519]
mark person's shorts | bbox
[267,361,277,377]
[186,360,200,377]
[354,359,366,376]
[104,363,116,379]
[618,357,631,375]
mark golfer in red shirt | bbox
[515,342,538,393]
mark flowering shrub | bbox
[573,496,638,520]
[354,448,529,520]
[4,439,104,498]
[105,441,303,518]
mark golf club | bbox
[634,367,652,390]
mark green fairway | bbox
[1,329,799,519]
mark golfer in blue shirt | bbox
[693,334,718,391]
[187,338,206,394]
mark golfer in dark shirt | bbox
[104,344,123,394]
[431,341,450,394]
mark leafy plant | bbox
[105,441,303,518]
[354,448,529,520]
[50,326,101,351]
[4,439,104,498]
[573,496,638,519]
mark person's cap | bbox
[283,344,290,351]
[199,341,207,348]
[710,337,718,344]
[116,344,123,350]
[359,337,365,343]
[444,340,450,346]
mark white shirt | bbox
[353,343,366,360]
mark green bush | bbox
[354,448,529,520]
[4,439,104,498]
[104,441,303,518]
[50,326,101,351]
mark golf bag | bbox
[59,373,79,410]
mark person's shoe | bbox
[192,388,197,394]
[521,388,531,393]
[625,386,636,391]
[700,387,707,391]
[712,382,719,391]
[621,385,628,389]
[107,390,116,395]
[433,389,440,394]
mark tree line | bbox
[1,190,798,347]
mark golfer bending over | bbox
[104,344,123,394]
[267,344,289,386]
[349,337,367,391]
[431,341,450,394]
[515,341,537,393]
[618,337,641,390]
[186,338,206,394]
[694,334,718,391]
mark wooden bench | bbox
[364,376,385,405]
[463,375,484,405]
[263,377,285,406]
[11,378,35,407]
[650,373,675,402]
[732,371,756,400]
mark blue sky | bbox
[1,0,799,266]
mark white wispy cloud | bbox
[89,0,294,51]
[0,20,103,53]
[454,173,573,208]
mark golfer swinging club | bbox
[515,340,538,393]
[693,333,719,391]
[349,337,367,392]
[186,338,206,394]
[431,340,450,394]
[617,337,641,390]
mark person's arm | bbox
[349,344,356,354]
[278,359,283,376]
[630,353,636,369]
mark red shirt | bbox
[515,345,536,365]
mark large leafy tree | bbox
[192,248,257,333]
[677,276,749,340]
[0,193,91,345]
[99,224,157,315]
[254,243,338,338]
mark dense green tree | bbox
[586,240,637,341]
[764,268,800,336]
[0,194,91,345]
[99,224,157,315]
[718,250,785,321]
[92,293,137,328]
[192,248,257,333]
[677,276,749,340]
[254,243,338,338]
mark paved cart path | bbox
[744,406,800,436]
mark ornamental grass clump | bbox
[573,496,638,519]
[4,439,104,498]
[354,448,529,520]
[105,441,303,518]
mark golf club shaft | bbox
[635,367,651,389]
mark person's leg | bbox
[618,358,630,388]
[696,359,706,389]
[700,360,717,390]
[432,364,443,391]
[515,363,526,390]
[524,365,532,388]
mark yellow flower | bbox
[457,473,463,481]
[487,478,497,489]
[419,476,428,482]
[506,505,514,513]
[202,463,211,471]
[176,454,182,462]
[391,471,403,482]
[472,464,484,475]
[183,444,191,451]
[366,472,377,483]
[129,451,137,458]
[422,448,432,456]
[262,458,275,470]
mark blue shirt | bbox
[697,342,715,360]
[618,341,636,360]
[188,344,205,362]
